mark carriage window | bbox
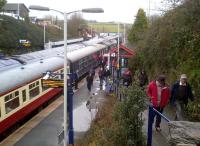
[5,91,20,114]
[29,81,40,99]
[54,71,60,79]
[22,90,26,102]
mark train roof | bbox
[0,57,64,95]
[0,59,21,72]
[12,43,86,63]
[83,37,105,46]
[67,44,105,62]
[50,38,84,46]
[0,35,118,95]
[0,43,108,95]
[0,43,86,72]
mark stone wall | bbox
[168,121,200,146]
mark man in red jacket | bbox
[147,75,170,132]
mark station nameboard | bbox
[42,79,64,88]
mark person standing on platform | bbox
[138,69,148,88]
[170,74,194,120]
[147,75,170,132]
[122,68,132,87]
[98,67,104,86]
[90,68,95,86]
[86,73,93,92]
[104,66,111,85]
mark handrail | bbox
[153,107,170,122]
[147,104,171,146]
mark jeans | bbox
[174,101,186,120]
[99,77,103,86]
[87,83,91,92]
[153,107,164,128]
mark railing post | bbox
[68,73,74,145]
[147,104,154,146]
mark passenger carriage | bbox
[0,36,119,139]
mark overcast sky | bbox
[7,0,163,23]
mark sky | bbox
[7,0,163,23]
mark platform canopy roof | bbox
[109,45,135,58]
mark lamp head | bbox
[29,5,50,11]
[82,8,104,13]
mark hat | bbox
[180,74,187,79]
[157,75,166,82]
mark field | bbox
[88,22,131,33]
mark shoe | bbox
[155,127,161,132]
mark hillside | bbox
[0,15,63,55]
[128,0,200,121]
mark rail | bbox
[147,104,171,146]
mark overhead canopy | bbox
[109,44,135,58]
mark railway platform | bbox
[1,70,173,146]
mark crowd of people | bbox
[147,73,194,132]
[85,65,111,93]
[82,62,194,132]
[120,69,194,131]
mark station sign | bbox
[42,79,64,88]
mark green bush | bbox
[112,84,147,146]
[81,85,147,146]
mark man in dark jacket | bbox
[171,74,194,120]
[89,68,95,86]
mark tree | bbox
[162,0,183,10]
[0,0,6,12]
[67,13,87,38]
[128,8,148,47]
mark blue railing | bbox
[147,104,171,146]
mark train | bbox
[0,35,120,139]
[47,38,84,48]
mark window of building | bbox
[5,91,20,114]
[29,81,40,99]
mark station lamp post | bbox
[116,22,120,98]
[123,23,126,45]
[29,5,104,146]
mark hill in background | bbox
[0,15,63,56]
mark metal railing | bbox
[147,104,171,146]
